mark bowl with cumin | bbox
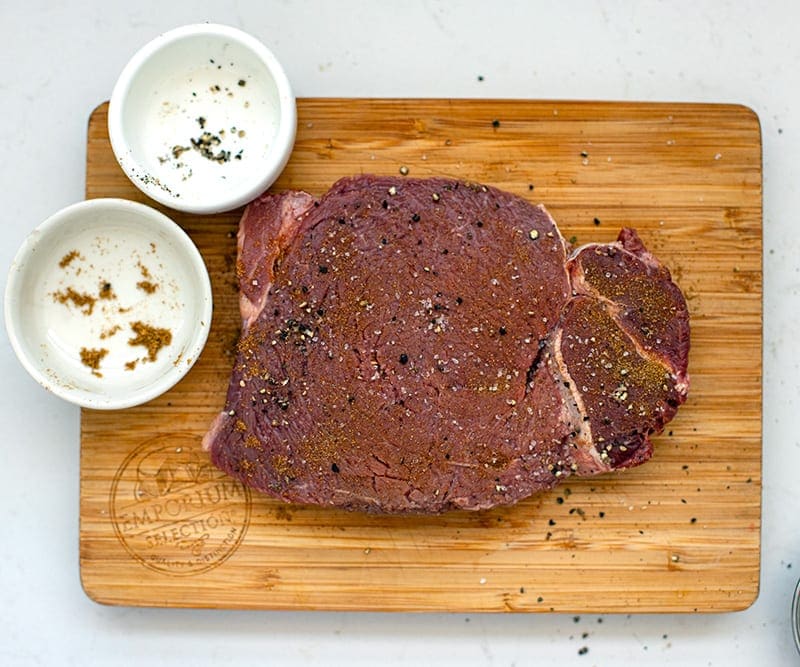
[5,198,212,409]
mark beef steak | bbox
[202,176,690,513]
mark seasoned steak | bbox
[202,176,690,513]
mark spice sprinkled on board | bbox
[128,321,173,362]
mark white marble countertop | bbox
[2,1,796,664]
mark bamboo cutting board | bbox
[80,99,762,612]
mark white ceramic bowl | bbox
[794,576,800,654]
[108,24,296,214]
[5,198,213,409]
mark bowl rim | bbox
[108,23,296,214]
[4,197,213,410]
[794,576,800,654]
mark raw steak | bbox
[202,176,690,513]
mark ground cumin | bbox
[59,250,81,268]
[128,321,172,362]
[137,262,153,279]
[136,280,158,294]
[80,347,108,377]
[53,287,96,315]
[99,324,122,340]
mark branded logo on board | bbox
[110,433,251,575]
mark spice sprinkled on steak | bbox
[202,176,690,513]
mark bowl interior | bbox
[113,28,288,212]
[6,200,212,409]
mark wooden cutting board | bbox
[80,99,762,612]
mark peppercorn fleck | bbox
[98,282,116,300]
[191,131,231,163]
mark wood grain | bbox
[79,99,762,612]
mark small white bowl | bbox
[108,24,296,214]
[794,576,800,654]
[5,198,213,409]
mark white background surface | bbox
[1,1,796,665]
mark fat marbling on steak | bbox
[202,176,690,513]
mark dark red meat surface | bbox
[202,176,690,513]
